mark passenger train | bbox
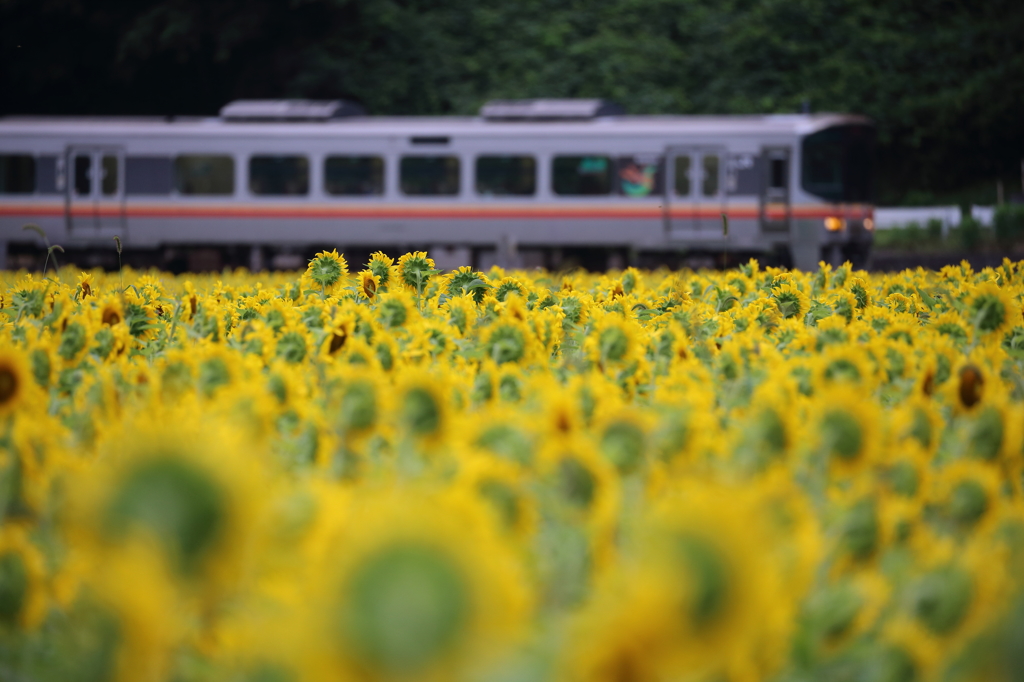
[0,99,874,272]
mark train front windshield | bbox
[800,124,875,203]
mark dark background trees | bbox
[2,0,1022,205]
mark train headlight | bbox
[824,216,846,232]
[863,217,874,231]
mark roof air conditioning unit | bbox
[219,100,366,121]
[479,99,624,121]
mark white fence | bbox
[874,206,996,233]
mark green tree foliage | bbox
[2,0,1022,203]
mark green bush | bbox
[994,205,1024,246]
[926,218,944,242]
[956,216,983,252]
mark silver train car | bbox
[0,99,874,271]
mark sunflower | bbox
[930,459,1004,535]
[366,251,396,291]
[965,280,1019,339]
[812,385,880,481]
[481,318,535,366]
[0,348,30,415]
[445,266,490,303]
[296,489,530,682]
[77,271,95,299]
[454,453,537,541]
[443,295,477,337]
[636,482,796,682]
[0,524,47,630]
[98,294,125,327]
[306,250,349,295]
[357,269,380,301]
[592,406,652,476]
[772,283,810,320]
[376,289,417,330]
[397,251,437,294]
[587,312,642,368]
[885,535,1012,679]
[322,313,357,357]
[394,369,449,446]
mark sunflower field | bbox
[2,251,1024,682]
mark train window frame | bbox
[0,154,37,195]
[551,155,614,197]
[475,155,537,197]
[701,154,721,197]
[174,154,236,197]
[324,155,385,197]
[673,155,693,197]
[249,155,310,197]
[399,155,461,197]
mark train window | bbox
[176,155,235,195]
[726,154,758,195]
[35,157,60,194]
[702,155,719,196]
[476,156,536,196]
[0,155,36,194]
[400,156,460,196]
[325,156,384,196]
[101,155,118,195]
[74,155,91,195]
[250,156,309,196]
[674,156,691,196]
[801,125,875,203]
[552,156,612,195]
[617,155,662,197]
[126,157,173,195]
[770,158,787,189]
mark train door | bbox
[664,146,726,238]
[67,147,125,236]
[760,147,790,232]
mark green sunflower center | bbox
[822,410,863,461]
[599,326,629,363]
[401,387,441,436]
[677,535,730,627]
[0,551,28,625]
[600,420,646,474]
[104,457,225,572]
[478,480,521,531]
[558,457,596,509]
[911,567,973,635]
[340,544,469,674]
[309,255,344,288]
[970,293,1006,332]
[948,480,988,526]
[486,325,526,364]
[338,381,377,432]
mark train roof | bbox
[0,113,871,139]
